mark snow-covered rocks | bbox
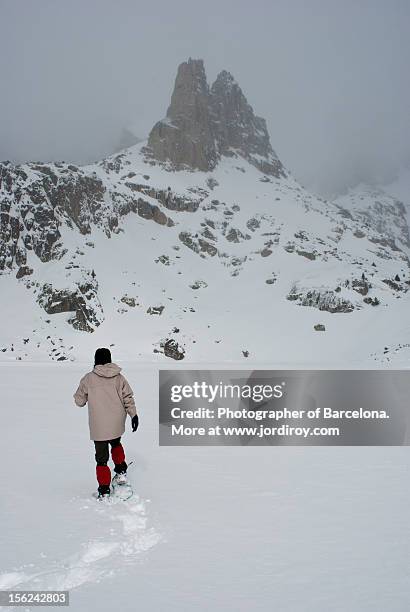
[37,271,103,333]
[287,285,357,313]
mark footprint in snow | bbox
[0,495,162,597]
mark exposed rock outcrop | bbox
[146,59,218,171]
[0,159,179,275]
[287,285,356,313]
[16,265,33,279]
[37,273,104,332]
[179,231,218,257]
[162,338,185,360]
[125,182,201,212]
[145,58,286,177]
[210,70,285,177]
[0,162,106,272]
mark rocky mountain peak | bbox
[166,58,209,121]
[146,59,286,178]
[212,69,236,91]
[146,59,218,172]
[210,70,284,177]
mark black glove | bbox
[131,414,139,432]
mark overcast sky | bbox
[1,0,409,196]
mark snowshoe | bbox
[112,472,128,486]
[111,473,133,500]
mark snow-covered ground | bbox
[1,362,409,611]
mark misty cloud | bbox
[1,0,409,196]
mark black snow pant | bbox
[94,437,127,474]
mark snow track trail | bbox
[0,494,162,607]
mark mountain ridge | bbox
[0,59,409,365]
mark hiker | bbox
[73,348,139,498]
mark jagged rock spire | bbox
[146,59,286,178]
[147,59,218,172]
[210,70,284,177]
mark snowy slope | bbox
[382,165,410,229]
[1,143,409,366]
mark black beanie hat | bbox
[94,347,112,366]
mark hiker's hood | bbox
[93,363,122,378]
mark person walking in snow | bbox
[73,348,139,498]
